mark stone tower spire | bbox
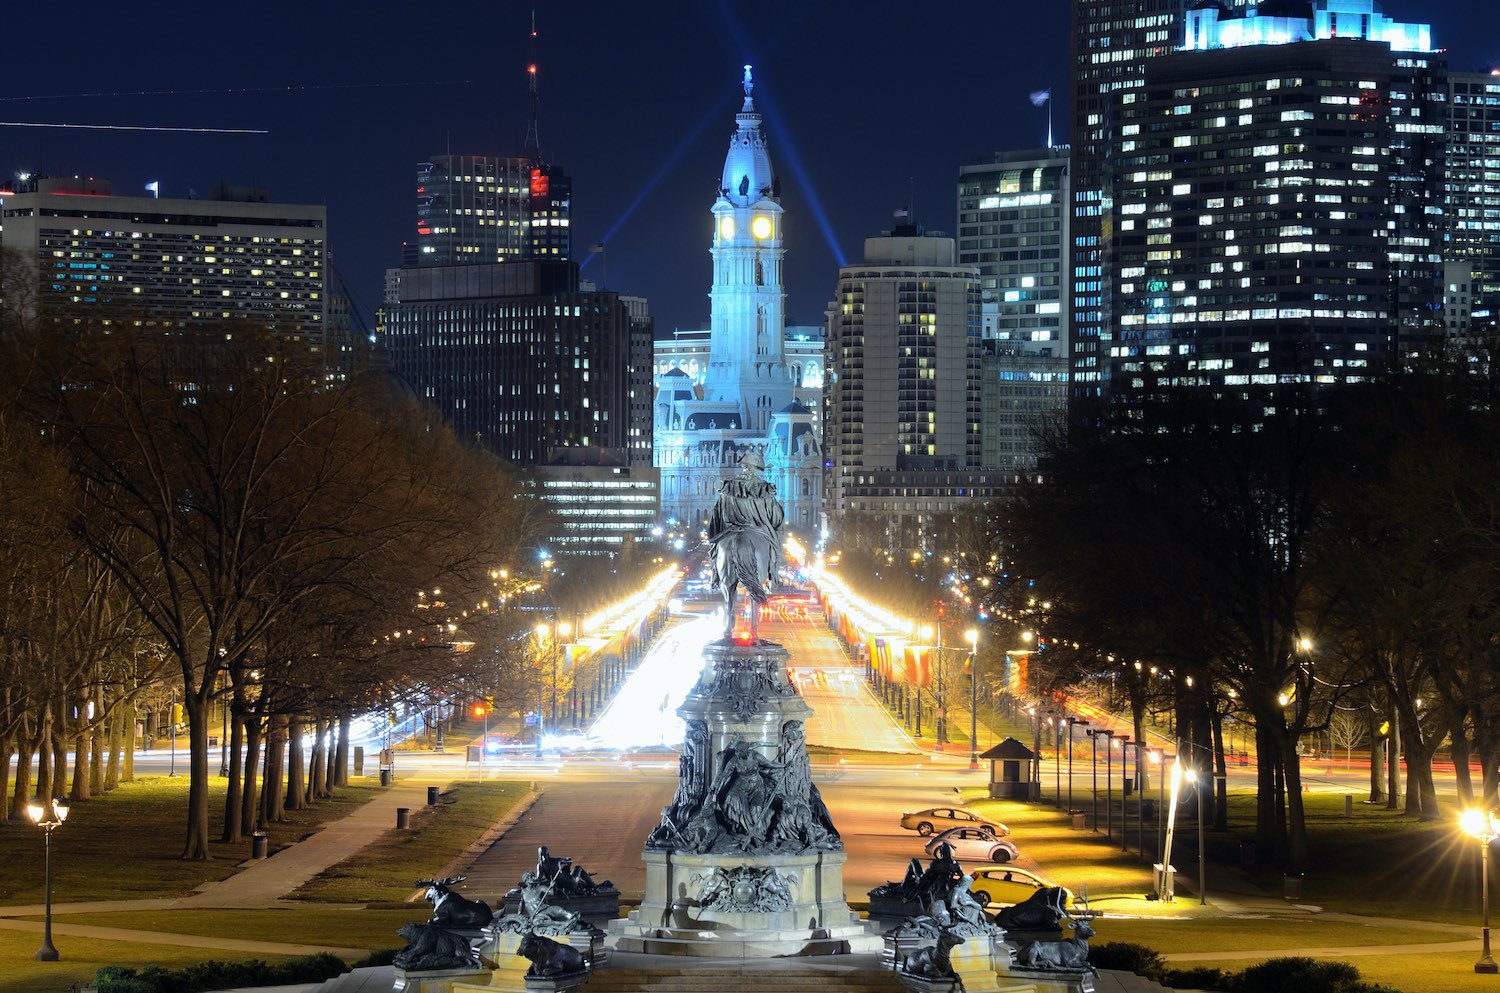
[706,65,790,436]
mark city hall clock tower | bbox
[653,67,821,539]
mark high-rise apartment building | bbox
[1448,70,1500,337]
[1071,0,1451,414]
[406,155,572,266]
[1108,16,1444,411]
[0,176,326,350]
[825,226,1002,544]
[1069,0,1185,399]
[958,146,1071,479]
[379,260,651,464]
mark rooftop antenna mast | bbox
[523,10,542,160]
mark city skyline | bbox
[0,1,1493,333]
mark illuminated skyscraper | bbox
[1072,0,1451,416]
[406,154,571,266]
[653,67,821,535]
[1106,5,1445,414]
[0,176,326,350]
[1068,0,1185,399]
[1447,70,1500,337]
[825,225,1000,545]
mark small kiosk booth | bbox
[980,737,1037,799]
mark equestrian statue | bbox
[707,451,784,642]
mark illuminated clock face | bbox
[719,216,735,239]
[752,215,773,240]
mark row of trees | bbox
[0,295,549,857]
[989,361,1500,868]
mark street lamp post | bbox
[1066,718,1089,813]
[966,629,980,770]
[1049,717,1060,802]
[1463,809,1500,974]
[1085,729,1106,833]
[1103,731,1115,839]
[935,625,946,748]
[1119,737,1132,853]
[169,686,177,778]
[1185,767,1208,905]
[26,795,70,961]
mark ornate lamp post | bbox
[966,629,980,770]
[1463,809,1500,974]
[1065,717,1089,813]
[26,796,70,961]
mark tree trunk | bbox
[104,699,123,791]
[1369,737,1387,803]
[262,715,287,825]
[0,737,12,826]
[240,718,262,837]
[89,685,105,795]
[70,724,90,800]
[12,744,34,819]
[334,714,351,788]
[1281,735,1310,869]
[285,717,308,810]
[180,689,213,860]
[221,713,245,844]
[1453,716,1474,806]
[1253,723,1280,856]
[307,719,327,801]
[35,708,55,802]
[1386,711,1402,810]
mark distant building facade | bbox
[825,227,1006,546]
[0,176,326,352]
[405,154,572,267]
[958,147,1070,478]
[1068,0,1453,417]
[380,259,652,454]
[652,67,822,537]
[1447,70,1500,338]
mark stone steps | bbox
[1093,968,1187,993]
[578,967,908,993]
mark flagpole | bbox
[1048,99,1053,150]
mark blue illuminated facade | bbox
[653,67,822,536]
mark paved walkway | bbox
[0,776,481,968]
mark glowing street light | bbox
[26,795,70,961]
[1462,808,1500,974]
[965,628,980,770]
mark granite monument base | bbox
[607,849,880,956]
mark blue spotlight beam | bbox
[712,0,847,267]
[580,91,734,271]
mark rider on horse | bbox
[707,451,784,641]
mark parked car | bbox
[924,826,1019,863]
[899,806,1008,837]
[968,867,1074,908]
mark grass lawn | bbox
[0,929,300,993]
[958,785,1488,993]
[0,776,383,904]
[48,906,421,951]
[289,780,532,904]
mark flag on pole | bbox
[145,180,160,198]
[1029,88,1051,107]
[588,243,605,254]
[893,207,910,221]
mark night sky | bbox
[0,2,1494,333]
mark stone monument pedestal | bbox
[608,848,879,956]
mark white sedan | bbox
[923,826,1019,864]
